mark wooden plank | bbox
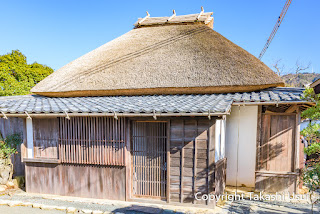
[180,121,185,203]
[255,106,262,171]
[25,163,126,200]
[255,172,297,193]
[285,105,298,113]
[33,118,59,159]
[207,120,215,206]
[192,138,197,204]
[262,113,296,116]
[167,120,171,203]
[126,119,131,201]
[257,112,298,193]
[23,158,60,163]
[192,120,198,204]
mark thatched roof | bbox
[31,12,284,97]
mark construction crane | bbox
[258,0,292,59]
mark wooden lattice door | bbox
[131,121,167,199]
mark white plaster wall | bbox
[26,118,33,158]
[221,118,226,159]
[215,118,226,162]
[225,106,258,187]
[215,120,221,162]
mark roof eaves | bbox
[310,78,320,88]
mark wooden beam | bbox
[23,158,60,164]
[285,104,298,113]
[196,6,204,20]
[167,10,176,22]
[138,11,150,25]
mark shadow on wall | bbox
[256,115,297,193]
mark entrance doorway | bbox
[131,121,167,199]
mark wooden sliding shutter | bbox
[258,114,296,172]
[131,121,167,199]
[33,118,59,159]
[59,117,126,166]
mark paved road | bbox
[0,205,65,214]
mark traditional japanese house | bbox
[0,9,313,206]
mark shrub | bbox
[0,133,22,159]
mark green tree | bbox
[301,87,320,213]
[0,50,53,96]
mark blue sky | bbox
[1,0,319,74]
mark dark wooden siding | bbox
[169,118,216,205]
[24,116,226,205]
[25,162,125,200]
[0,117,25,176]
[27,117,127,200]
[314,83,320,94]
[214,158,227,196]
[33,118,59,159]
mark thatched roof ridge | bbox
[31,12,284,97]
[134,12,214,27]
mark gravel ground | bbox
[0,191,320,213]
[219,199,320,214]
[0,193,184,213]
[0,205,65,214]
[0,194,118,213]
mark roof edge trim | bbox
[31,83,285,97]
[0,112,229,118]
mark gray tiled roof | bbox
[0,88,306,115]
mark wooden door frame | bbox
[255,111,299,193]
[259,112,297,173]
[126,119,170,202]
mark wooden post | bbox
[21,119,28,161]
[295,107,301,192]
[166,120,171,203]
[180,120,185,203]
[192,120,198,204]
[126,119,131,201]
[255,106,262,172]
[193,139,198,204]
[207,120,215,206]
